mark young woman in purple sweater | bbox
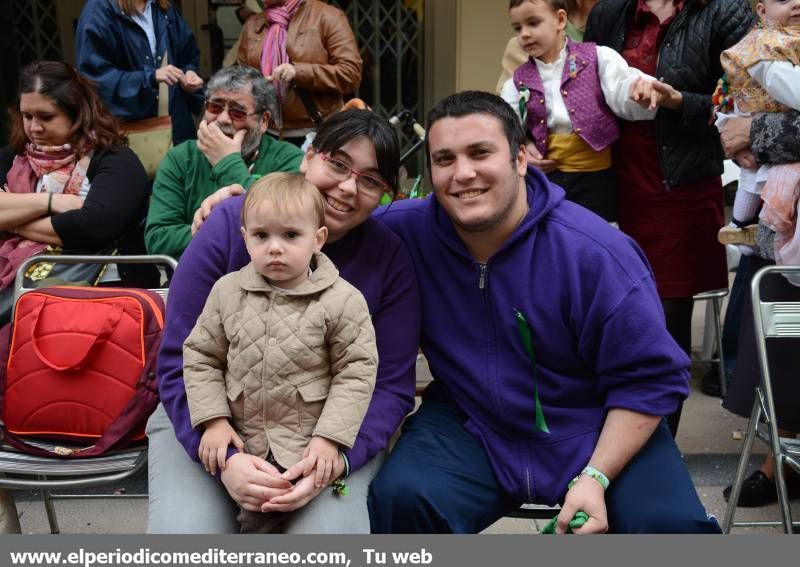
[147,110,421,533]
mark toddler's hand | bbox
[299,437,340,488]
[629,77,662,110]
[198,417,244,475]
[524,140,557,174]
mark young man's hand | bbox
[198,417,244,475]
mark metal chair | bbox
[693,288,729,397]
[722,265,800,533]
[0,254,176,534]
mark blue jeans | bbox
[369,387,721,534]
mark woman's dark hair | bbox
[8,60,126,156]
[118,0,170,16]
[312,109,400,194]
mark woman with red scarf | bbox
[0,61,152,328]
[236,0,363,145]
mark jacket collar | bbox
[238,251,340,295]
[428,166,565,262]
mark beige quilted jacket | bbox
[183,252,377,469]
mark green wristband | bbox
[568,465,610,491]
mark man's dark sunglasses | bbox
[204,99,260,121]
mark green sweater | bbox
[145,136,303,259]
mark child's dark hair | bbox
[312,109,400,194]
[425,91,526,169]
[509,0,568,11]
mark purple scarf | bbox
[260,0,304,105]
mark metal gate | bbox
[331,0,425,176]
[8,0,63,64]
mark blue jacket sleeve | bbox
[169,5,203,116]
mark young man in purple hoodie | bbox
[368,91,720,534]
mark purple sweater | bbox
[158,195,420,471]
[377,167,689,504]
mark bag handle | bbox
[29,299,124,371]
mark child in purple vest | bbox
[500,0,682,221]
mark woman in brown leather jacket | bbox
[236,0,362,145]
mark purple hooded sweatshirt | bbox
[157,195,421,472]
[377,166,689,504]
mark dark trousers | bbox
[368,388,721,534]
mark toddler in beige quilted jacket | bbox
[183,172,378,533]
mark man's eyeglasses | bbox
[204,99,260,121]
[318,152,389,196]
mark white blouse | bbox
[500,42,657,133]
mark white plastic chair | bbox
[723,265,800,533]
[0,254,176,534]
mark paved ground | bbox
[9,296,800,534]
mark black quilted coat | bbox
[584,0,754,188]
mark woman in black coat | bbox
[585,0,754,435]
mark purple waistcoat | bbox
[513,39,620,158]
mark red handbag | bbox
[0,286,164,457]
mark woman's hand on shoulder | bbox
[220,452,293,512]
[191,183,245,235]
[50,193,84,215]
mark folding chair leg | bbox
[0,489,21,534]
[773,454,795,533]
[711,296,727,398]
[41,490,60,534]
[723,397,761,533]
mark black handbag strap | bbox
[295,87,324,128]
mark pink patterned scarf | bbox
[0,144,90,290]
[260,0,305,105]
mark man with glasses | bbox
[145,66,302,259]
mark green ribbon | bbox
[517,86,530,123]
[540,511,589,535]
[408,175,422,199]
[514,309,549,433]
